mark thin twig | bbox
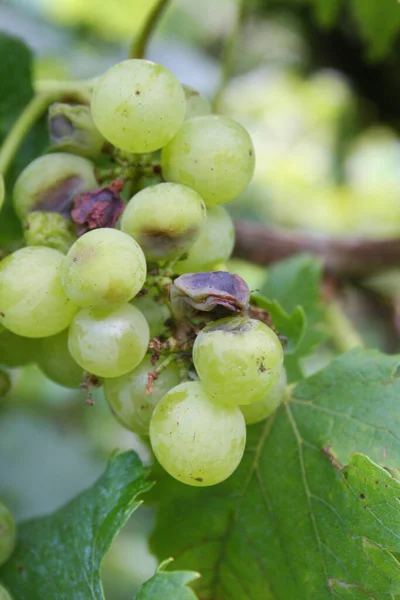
[129,0,171,59]
[233,219,400,277]
[213,0,250,112]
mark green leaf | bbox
[251,293,305,357]
[352,0,400,60]
[259,255,326,380]
[149,349,400,599]
[0,33,48,246]
[0,451,152,600]
[135,561,199,599]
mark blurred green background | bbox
[2,0,400,597]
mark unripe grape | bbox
[23,211,77,254]
[62,228,146,310]
[0,247,78,338]
[13,153,97,219]
[240,368,287,424]
[91,59,185,153]
[38,329,83,388]
[0,370,11,397]
[0,327,36,367]
[0,583,12,600]
[68,304,149,378]
[121,183,206,262]
[175,206,235,274]
[132,290,171,339]
[104,356,180,435]
[48,103,105,157]
[162,115,255,206]
[0,501,16,567]
[150,381,246,486]
[193,316,283,406]
[183,85,212,120]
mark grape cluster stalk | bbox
[0,59,286,488]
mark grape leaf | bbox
[135,561,199,599]
[251,292,305,356]
[149,349,400,599]
[0,33,48,246]
[0,451,152,600]
[259,255,326,380]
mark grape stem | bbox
[213,0,250,112]
[0,79,95,177]
[129,0,172,59]
[146,354,177,394]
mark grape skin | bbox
[91,59,186,153]
[62,228,147,310]
[104,356,180,435]
[38,329,84,389]
[193,316,283,406]
[162,115,255,206]
[240,368,287,424]
[0,247,78,338]
[68,303,149,378]
[0,501,15,567]
[121,183,206,261]
[175,206,235,274]
[13,153,97,219]
[150,381,246,486]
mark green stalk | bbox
[129,0,171,59]
[213,0,249,112]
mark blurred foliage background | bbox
[2,0,400,597]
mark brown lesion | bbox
[34,175,84,217]
[139,226,200,259]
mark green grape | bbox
[68,303,149,378]
[175,206,235,274]
[38,329,84,388]
[193,316,283,406]
[121,183,206,261]
[162,115,255,206]
[13,153,97,219]
[104,355,180,435]
[0,501,16,567]
[0,370,11,397]
[0,583,12,600]
[23,211,77,254]
[240,368,287,424]
[0,326,36,367]
[91,59,185,153]
[132,290,171,338]
[183,85,212,120]
[150,381,246,486]
[62,228,146,310]
[0,247,78,338]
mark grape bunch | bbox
[0,59,286,487]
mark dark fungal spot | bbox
[360,493,366,499]
[135,90,141,95]
[194,477,203,482]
